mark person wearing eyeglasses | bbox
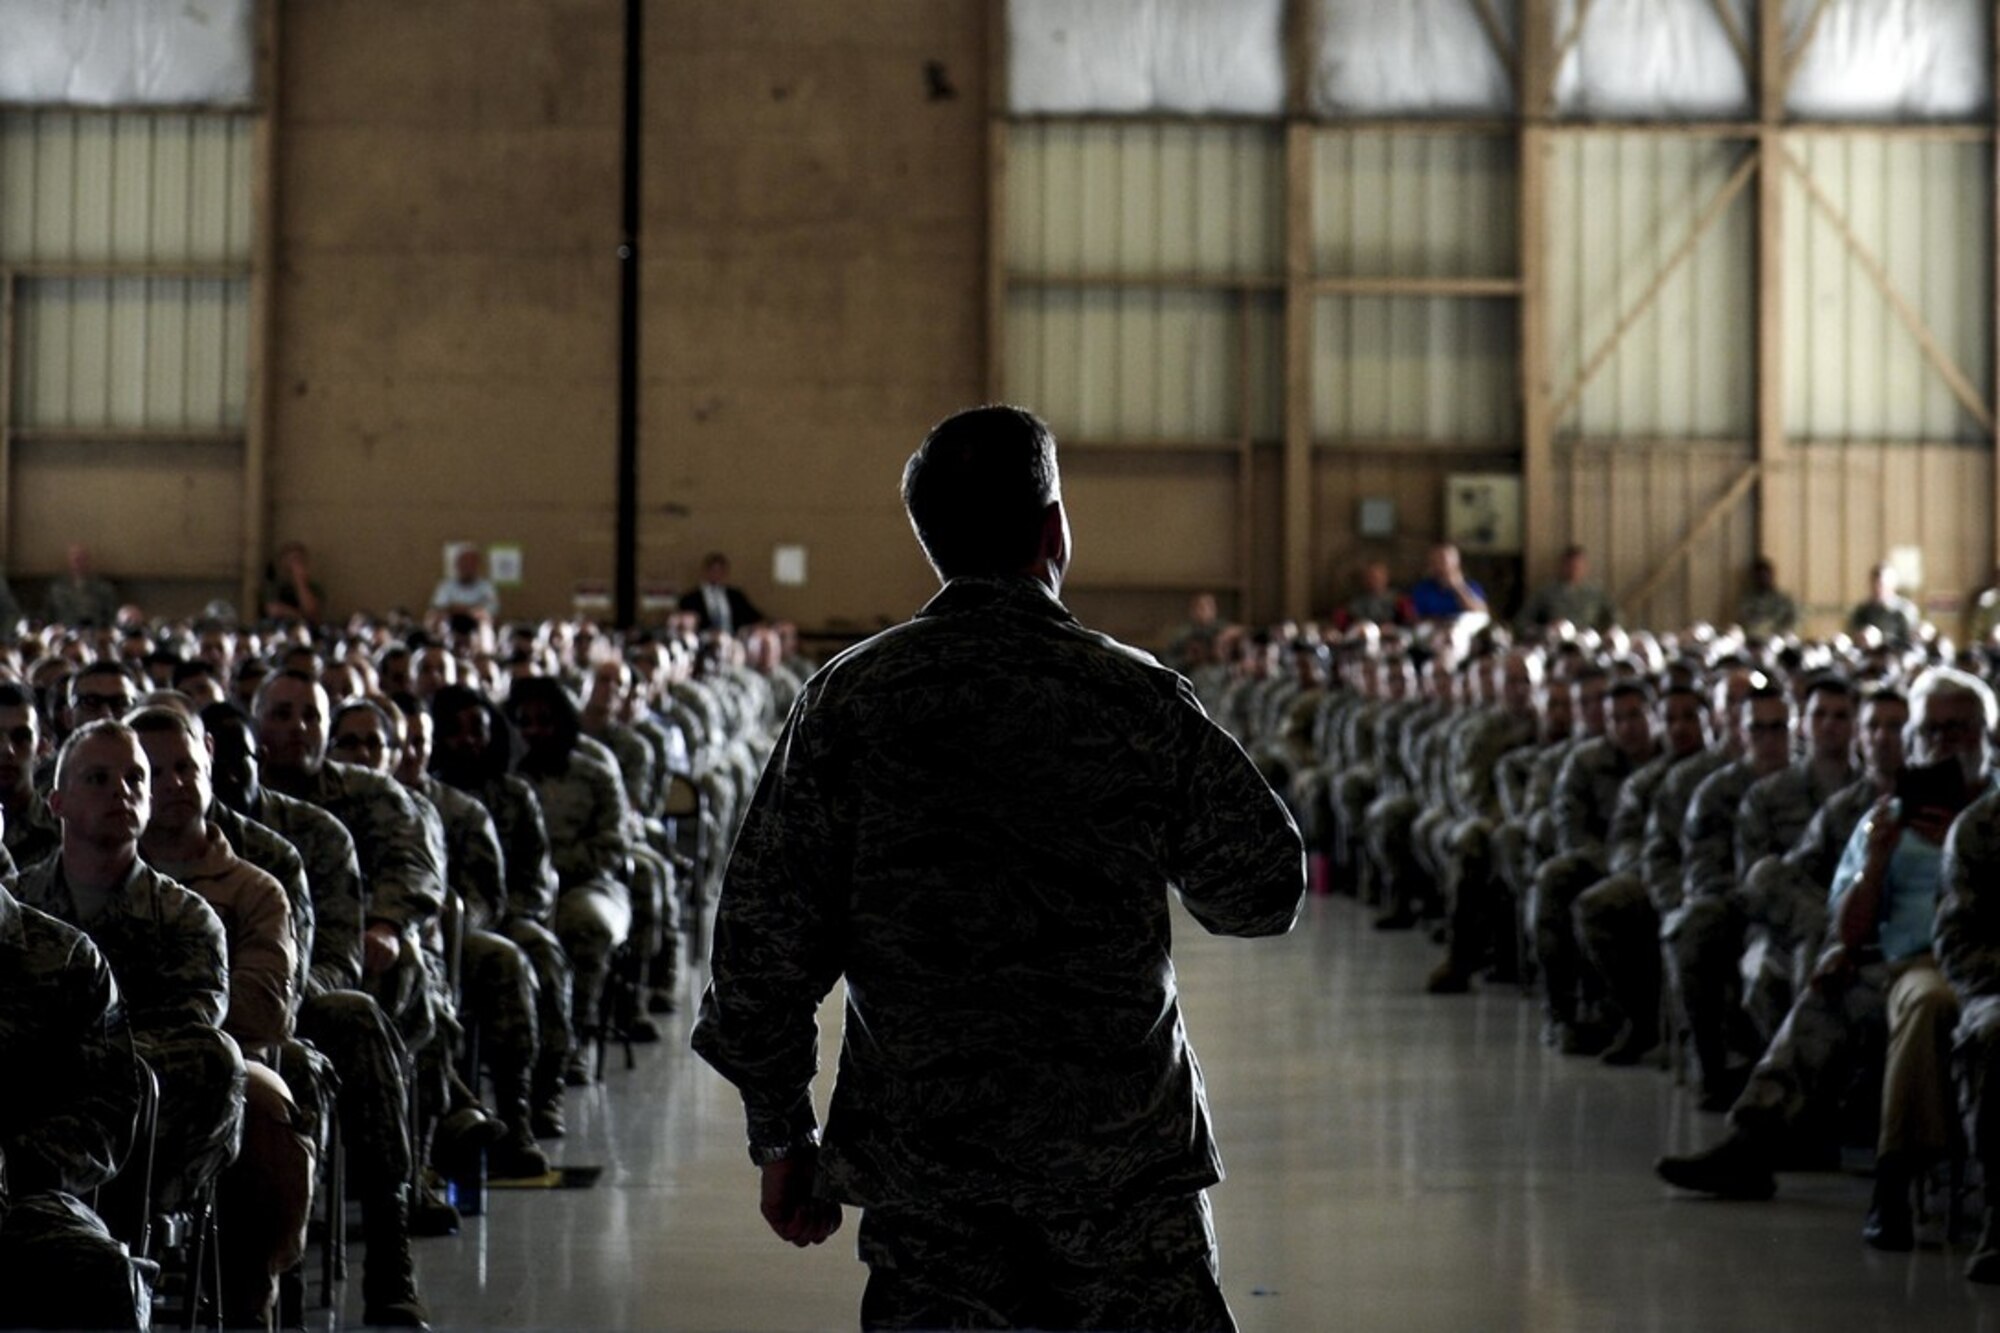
[1661,668,1992,1259]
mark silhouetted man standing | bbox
[693,405,1304,1331]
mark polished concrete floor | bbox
[363,894,2000,1331]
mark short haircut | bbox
[1607,680,1652,708]
[69,660,134,704]
[171,659,219,687]
[126,704,205,746]
[0,681,37,714]
[332,697,397,741]
[900,405,1060,580]
[1744,683,1790,710]
[55,718,139,790]
[1661,683,1705,708]
[1801,673,1854,707]
[1861,685,1909,713]
[251,666,324,718]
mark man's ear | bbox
[1039,501,1069,573]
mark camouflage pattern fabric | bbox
[211,802,316,1013]
[691,575,1303,1214]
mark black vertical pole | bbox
[614,0,643,628]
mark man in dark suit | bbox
[677,552,764,635]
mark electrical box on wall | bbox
[1444,474,1522,555]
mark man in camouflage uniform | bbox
[1424,649,1538,993]
[0,683,59,871]
[1487,663,1581,984]
[1664,669,1988,1255]
[1517,544,1618,633]
[233,687,432,1327]
[1363,654,1459,930]
[1737,557,1799,638]
[0,879,149,1330]
[429,685,575,1138]
[693,406,1304,1330]
[1730,675,1859,1037]
[505,676,634,1087]
[1531,679,1661,1052]
[1939,680,2000,1281]
[1668,684,1818,1108]
[17,722,245,1219]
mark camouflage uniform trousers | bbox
[458,927,539,1087]
[1362,792,1425,916]
[498,917,573,1094]
[1735,958,1957,1160]
[1664,887,1809,1081]
[1437,816,1512,976]
[287,989,413,1196]
[552,875,632,1033]
[856,1191,1234,1333]
[1573,871,1661,1036]
[137,1026,247,1214]
[1955,995,2000,1170]
[0,1192,150,1330]
[1529,850,1608,1028]
[1740,855,1835,1020]
[1287,764,1335,853]
[1330,768,1379,896]
[629,844,682,996]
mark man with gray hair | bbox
[1659,667,1993,1255]
[693,405,1303,1330]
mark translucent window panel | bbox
[1007,0,1286,116]
[1313,0,1517,118]
[0,0,255,107]
[0,111,251,264]
[1552,0,1754,120]
[1005,288,1279,442]
[12,276,248,431]
[1311,296,1517,442]
[1786,0,1990,121]
[1313,132,1516,277]
[1546,134,1754,440]
[1006,122,1283,279]
[1783,136,1991,443]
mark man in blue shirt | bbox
[1406,542,1488,623]
[1655,668,1993,1254]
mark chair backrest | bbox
[661,774,700,820]
[93,1055,160,1256]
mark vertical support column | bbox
[241,0,278,620]
[1518,0,1554,592]
[986,0,1010,401]
[1991,6,2000,571]
[1755,0,1788,603]
[1235,289,1255,615]
[1282,121,1314,620]
[613,0,643,628]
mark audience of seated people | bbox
[1205,572,2000,1289]
[0,602,806,1331]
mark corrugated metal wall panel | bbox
[1311,295,1516,441]
[10,439,241,576]
[13,277,247,430]
[1547,134,1754,439]
[1312,131,1516,278]
[1557,442,1755,630]
[1006,122,1283,277]
[1765,443,1994,632]
[1007,287,1277,441]
[1784,136,1991,442]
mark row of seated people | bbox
[0,613,804,1331]
[1214,615,2000,1283]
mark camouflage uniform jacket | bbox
[242,789,365,998]
[521,745,631,889]
[1737,759,1859,879]
[691,575,1304,1212]
[1605,751,1678,875]
[280,760,445,935]
[1,791,60,872]
[1553,737,1654,861]
[0,884,138,1194]
[411,774,506,932]
[209,802,314,1007]
[1779,775,1880,890]
[146,822,297,1048]
[16,853,228,1038]
[452,773,559,924]
[1682,758,1768,904]
[1939,788,2000,996]
[1641,749,1733,912]
[1449,711,1534,822]
[1737,589,1799,637]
